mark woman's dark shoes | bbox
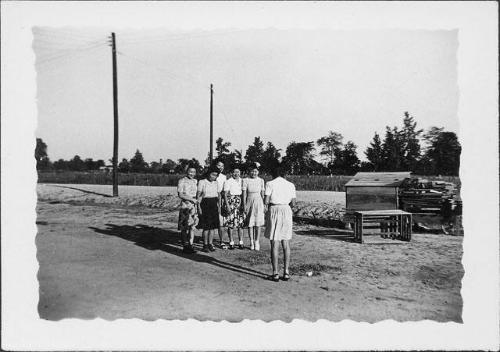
[202,245,210,253]
[282,273,290,281]
[185,245,196,254]
[208,244,216,252]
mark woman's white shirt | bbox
[223,177,243,196]
[264,177,296,204]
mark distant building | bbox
[99,165,113,173]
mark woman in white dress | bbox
[242,163,265,250]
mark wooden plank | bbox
[346,194,398,211]
[347,187,396,195]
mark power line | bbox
[36,43,107,67]
[35,40,108,60]
[35,28,107,43]
[117,29,250,46]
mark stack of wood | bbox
[399,178,461,215]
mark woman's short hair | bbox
[270,165,286,178]
[247,162,260,171]
[206,166,220,177]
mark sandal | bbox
[268,274,280,282]
[219,243,228,250]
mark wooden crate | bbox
[353,210,412,244]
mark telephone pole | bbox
[111,32,119,197]
[209,83,214,164]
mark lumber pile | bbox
[399,178,461,215]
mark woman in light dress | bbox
[223,167,246,249]
[196,166,221,252]
[177,166,199,254]
[242,163,265,250]
[264,165,296,282]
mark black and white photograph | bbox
[1,1,498,351]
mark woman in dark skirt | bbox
[196,167,221,252]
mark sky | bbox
[34,27,458,164]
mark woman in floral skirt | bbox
[222,167,246,249]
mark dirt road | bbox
[36,184,463,322]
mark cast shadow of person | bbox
[89,224,268,279]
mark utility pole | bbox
[209,83,214,164]
[111,32,119,197]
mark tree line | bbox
[36,111,461,176]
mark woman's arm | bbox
[178,192,197,204]
[242,190,247,209]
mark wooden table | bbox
[353,210,412,244]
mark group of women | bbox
[177,161,297,281]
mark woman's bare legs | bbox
[247,227,255,249]
[208,229,214,246]
[270,240,279,275]
[202,230,209,246]
[281,240,290,276]
[254,227,261,250]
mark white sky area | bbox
[34,28,458,164]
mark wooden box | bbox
[344,172,411,221]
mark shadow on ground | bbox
[89,224,268,279]
[295,228,408,245]
[53,185,113,198]
[294,228,355,242]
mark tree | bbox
[282,141,316,175]
[400,111,423,171]
[118,158,130,173]
[160,159,177,174]
[261,142,281,174]
[53,158,68,170]
[149,161,162,173]
[244,137,265,165]
[365,132,384,171]
[175,158,192,174]
[317,131,343,166]
[35,138,52,170]
[68,155,85,171]
[130,149,148,173]
[215,137,231,157]
[331,141,360,175]
[381,126,405,171]
[425,131,461,175]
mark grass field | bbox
[37,171,460,192]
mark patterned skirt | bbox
[264,204,293,241]
[224,195,245,229]
[178,202,199,231]
[197,197,220,230]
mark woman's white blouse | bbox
[223,177,243,196]
[264,177,296,205]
